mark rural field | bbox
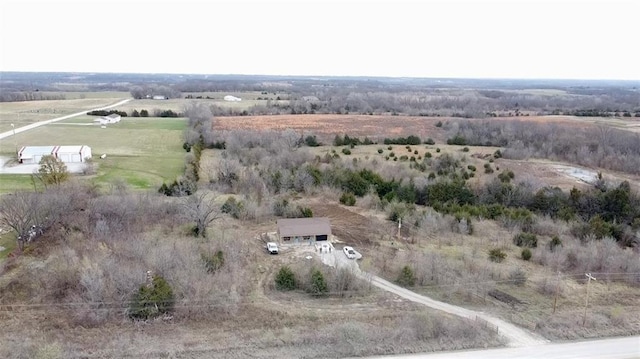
[0,94,129,133]
[1,74,639,358]
[115,91,291,115]
[0,117,187,192]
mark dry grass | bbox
[0,189,505,358]
[359,211,640,341]
[0,97,128,133]
[214,114,449,144]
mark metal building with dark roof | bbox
[277,217,331,243]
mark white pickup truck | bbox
[266,242,279,254]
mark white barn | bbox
[18,145,92,164]
[223,95,242,102]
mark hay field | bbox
[114,91,289,114]
[0,96,129,133]
[214,114,448,143]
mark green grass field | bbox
[0,117,187,192]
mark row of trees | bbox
[443,119,640,175]
[197,123,638,248]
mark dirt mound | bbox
[309,203,386,246]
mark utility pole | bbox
[397,217,402,241]
[553,271,561,314]
[583,273,596,326]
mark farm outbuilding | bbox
[277,217,332,244]
[93,114,121,125]
[18,145,92,164]
[223,95,242,102]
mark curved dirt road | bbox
[364,274,548,347]
[321,248,547,347]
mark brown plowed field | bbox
[213,114,449,142]
[212,114,627,142]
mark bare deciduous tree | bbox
[0,192,49,249]
[181,192,221,238]
[281,129,303,151]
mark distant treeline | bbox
[0,91,65,102]
[332,135,426,146]
[87,110,128,117]
[571,109,639,117]
[87,109,181,118]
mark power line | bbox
[0,272,636,312]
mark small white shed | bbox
[93,114,121,125]
[224,95,242,102]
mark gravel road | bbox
[320,245,548,347]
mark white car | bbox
[343,246,356,259]
[266,242,279,254]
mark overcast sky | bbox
[1,0,638,80]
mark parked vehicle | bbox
[266,242,279,254]
[343,246,356,259]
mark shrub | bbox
[467,164,476,171]
[509,267,527,286]
[549,235,562,251]
[377,148,384,154]
[447,135,467,145]
[389,152,395,158]
[128,275,175,320]
[275,266,296,290]
[340,192,356,206]
[424,138,435,145]
[202,250,224,273]
[397,265,415,287]
[489,248,506,263]
[435,121,443,127]
[521,248,532,261]
[308,268,328,296]
[399,155,409,161]
[221,196,245,219]
[414,150,418,155]
[436,148,441,153]
[387,146,393,150]
[484,163,494,174]
[425,152,432,158]
[341,148,351,155]
[304,135,320,147]
[462,147,469,152]
[513,232,538,248]
[494,149,502,158]
[298,206,313,218]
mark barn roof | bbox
[18,145,91,158]
[56,145,86,153]
[277,217,331,237]
[18,146,56,157]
